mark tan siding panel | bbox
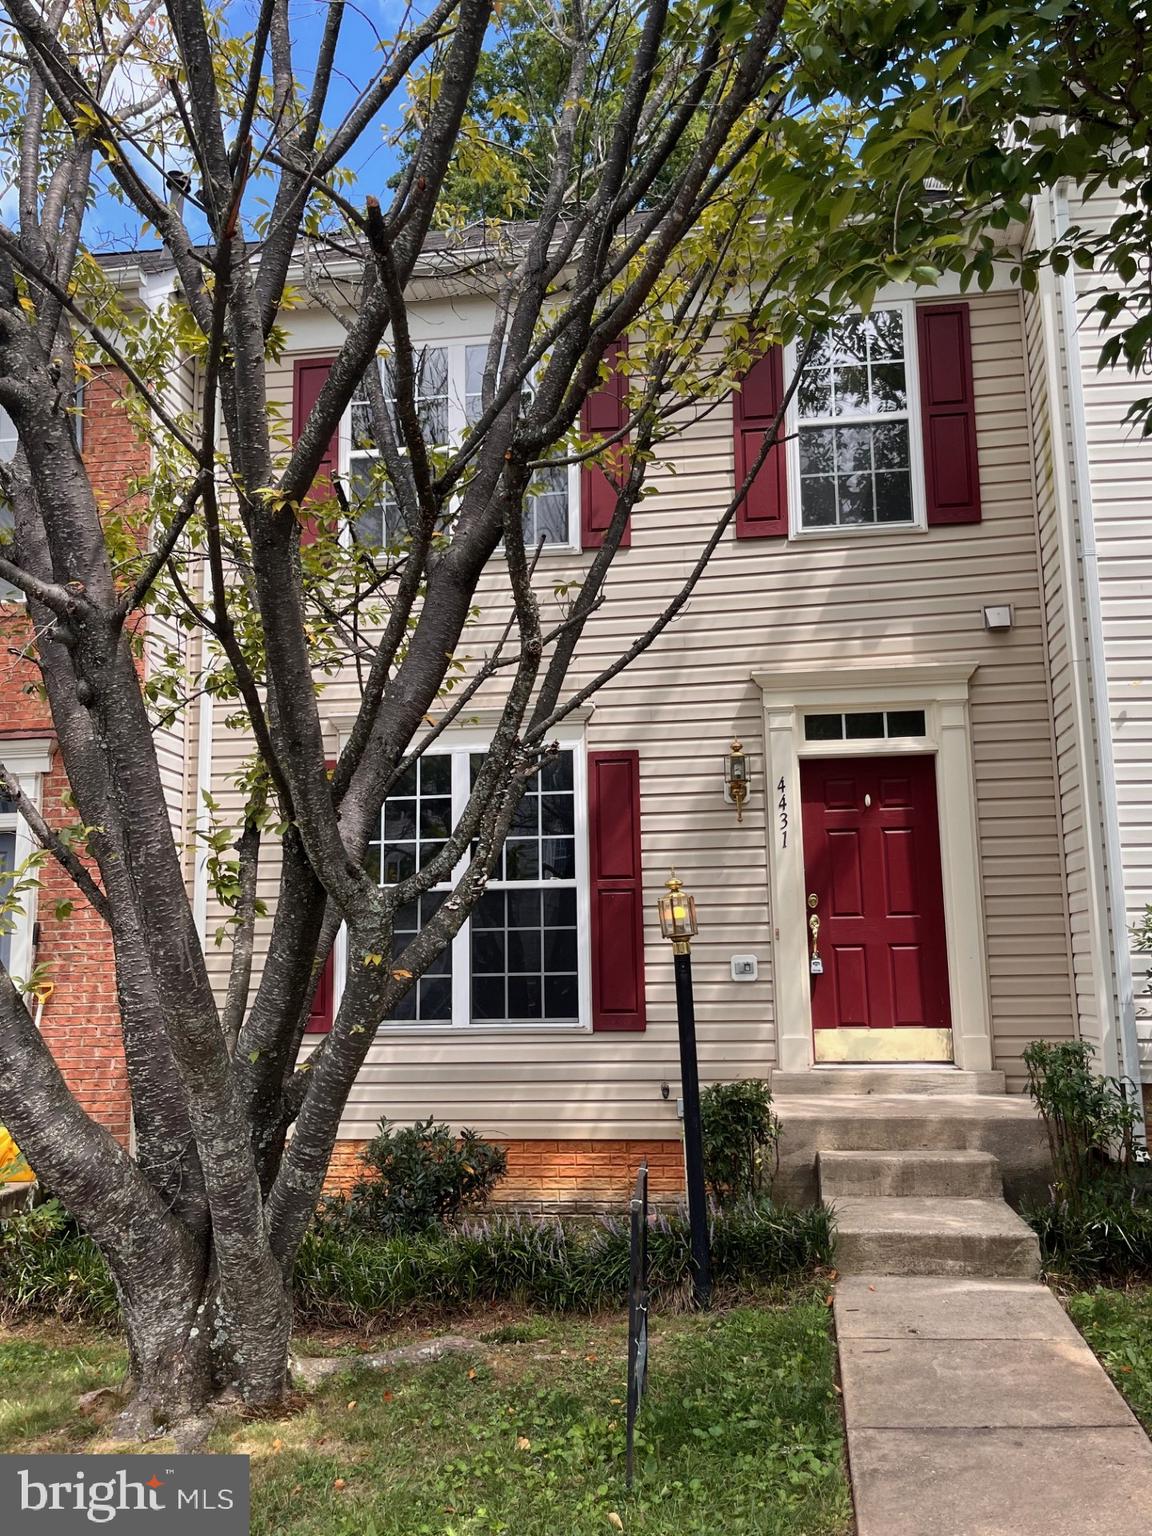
[202,291,1076,1131]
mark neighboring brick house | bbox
[0,367,154,1148]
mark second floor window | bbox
[349,343,576,552]
[792,305,920,532]
[0,408,18,602]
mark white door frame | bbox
[754,662,993,1073]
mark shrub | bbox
[0,1200,118,1325]
[293,1198,833,1327]
[699,1079,780,1206]
[1027,1179,1152,1283]
[1,1194,833,1332]
[333,1116,507,1235]
[1022,1040,1140,1212]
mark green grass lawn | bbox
[0,1295,850,1536]
[1064,1286,1152,1432]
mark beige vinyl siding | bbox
[201,290,1077,1136]
[1020,253,1105,1059]
[1069,186,1152,1076]
[148,357,198,857]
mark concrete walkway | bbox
[834,1275,1152,1535]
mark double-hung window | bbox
[0,793,19,975]
[364,736,589,1029]
[347,343,577,551]
[789,304,924,533]
[0,743,51,984]
[1,406,19,601]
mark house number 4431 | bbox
[777,776,788,848]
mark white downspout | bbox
[1054,181,1147,1137]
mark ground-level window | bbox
[368,744,586,1028]
[348,343,576,552]
[790,304,921,532]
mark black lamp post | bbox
[658,871,712,1308]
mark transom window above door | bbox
[803,709,927,742]
[791,304,922,533]
[348,344,576,551]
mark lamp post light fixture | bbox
[724,739,749,822]
[658,871,712,1308]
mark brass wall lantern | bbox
[724,739,749,822]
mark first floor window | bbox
[791,305,920,532]
[347,342,576,552]
[367,742,586,1028]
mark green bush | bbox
[331,1116,508,1235]
[700,1079,780,1205]
[294,1199,833,1326]
[1023,1039,1140,1211]
[0,1194,833,1332]
[1027,1180,1152,1283]
[1021,1038,1152,1281]
[0,1200,118,1325]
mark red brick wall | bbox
[32,759,130,1142]
[325,1137,686,1213]
[1,368,148,1147]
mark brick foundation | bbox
[325,1137,687,1213]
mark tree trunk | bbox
[110,1241,294,1434]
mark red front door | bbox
[800,755,952,1053]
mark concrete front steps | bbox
[819,1145,1042,1279]
[820,1148,1002,1199]
[770,1068,1052,1208]
[830,1195,1041,1278]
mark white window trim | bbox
[754,662,993,1075]
[0,739,53,986]
[332,719,592,1037]
[339,341,582,555]
[784,299,929,540]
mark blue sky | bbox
[87,0,425,251]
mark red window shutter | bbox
[293,357,339,545]
[916,303,981,526]
[734,345,788,539]
[588,749,646,1031]
[304,949,335,1034]
[305,755,339,1033]
[580,340,631,550]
